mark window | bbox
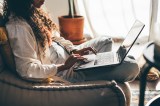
[77,0,150,41]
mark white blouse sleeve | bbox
[6,23,58,80]
[52,31,78,53]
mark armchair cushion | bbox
[0,14,16,73]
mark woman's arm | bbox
[51,31,78,54]
[6,22,59,80]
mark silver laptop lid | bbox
[117,20,145,63]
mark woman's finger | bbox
[71,54,85,61]
[90,47,97,54]
[82,47,97,55]
[86,47,97,55]
[83,50,90,55]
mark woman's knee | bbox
[99,36,113,45]
[95,36,113,52]
[121,59,140,82]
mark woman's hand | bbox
[57,54,85,72]
[73,47,97,55]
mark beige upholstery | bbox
[0,69,131,106]
[0,13,16,73]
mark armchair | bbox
[0,13,132,106]
[0,69,131,106]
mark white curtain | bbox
[0,0,159,42]
[76,0,151,42]
[0,0,3,14]
[149,0,160,42]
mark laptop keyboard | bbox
[95,52,114,65]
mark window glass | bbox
[77,0,150,39]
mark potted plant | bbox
[58,0,86,45]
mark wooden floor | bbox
[129,78,160,90]
[129,77,160,106]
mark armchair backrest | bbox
[0,13,16,73]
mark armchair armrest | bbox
[0,70,126,106]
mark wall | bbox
[0,0,67,24]
[45,0,68,24]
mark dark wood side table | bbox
[138,42,160,106]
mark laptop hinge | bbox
[117,51,122,63]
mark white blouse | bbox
[6,16,77,81]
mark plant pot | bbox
[58,15,86,45]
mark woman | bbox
[3,0,139,83]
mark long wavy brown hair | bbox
[3,0,58,48]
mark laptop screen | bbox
[117,20,145,62]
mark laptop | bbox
[73,20,145,72]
